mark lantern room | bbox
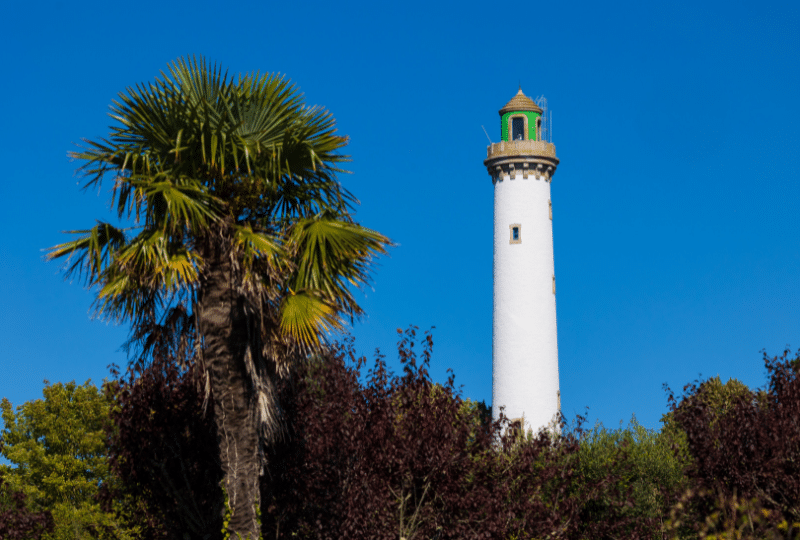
[499,88,543,142]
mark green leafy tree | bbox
[46,56,389,540]
[0,380,140,540]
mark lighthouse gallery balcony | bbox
[486,139,557,159]
[485,140,560,182]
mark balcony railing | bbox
[486,140,557,159]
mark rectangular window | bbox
[509,224,521,244]
[512,117,525,141]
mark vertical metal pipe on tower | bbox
[484,89,561,435]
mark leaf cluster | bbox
[0,472,54,540]
[96,328,659,539]
[0,380,139,540]
[577,417,689,538]
[667,348,800,536]
[39,329,788,539]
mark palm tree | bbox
[47,56,389,539]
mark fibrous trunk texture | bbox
[197,235,262,540]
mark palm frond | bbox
[122,301,196,369]
[290,214,390,316]
[132,177,218,233]
[91,271,161,326]
[46,222,128,283]
[70,55,355,225]
[279,291,341,348]
[233,224,283,268]
[111,230,202,293]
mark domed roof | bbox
[499,88,542,115]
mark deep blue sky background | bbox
[1,0,798,464]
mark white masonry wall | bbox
[492,169,560,435]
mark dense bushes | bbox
[102,335,799,539]
[666,348,800,538]
[3,336,800,539]
[101,327,656,539]
[262,328,656,539]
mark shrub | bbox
[667,348,800,534]
[98,326,673,539]
[578,417,689,538]
[102,355,224,540]
[263,327,653,539]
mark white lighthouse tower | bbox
[485,88,560,435]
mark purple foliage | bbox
[0,472,54,540]
[101,355,224,540]
[669,348,800,529]
[263,327,649,539]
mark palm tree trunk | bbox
[197,234,262,540]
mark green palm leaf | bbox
[233,224,283,268]
[46,222,128,282]
[290,215,389,315]
[279,291,341,347]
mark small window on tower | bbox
[512,117,525,141]
[509,224,521,244]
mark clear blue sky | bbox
[1,0,798,462]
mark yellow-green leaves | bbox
[279,291,341,348]
[276,215,389,347]
[48,223,203,325]
[234,224,282,268]
[134,177,217,234]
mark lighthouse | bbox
[484,88,560,435]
